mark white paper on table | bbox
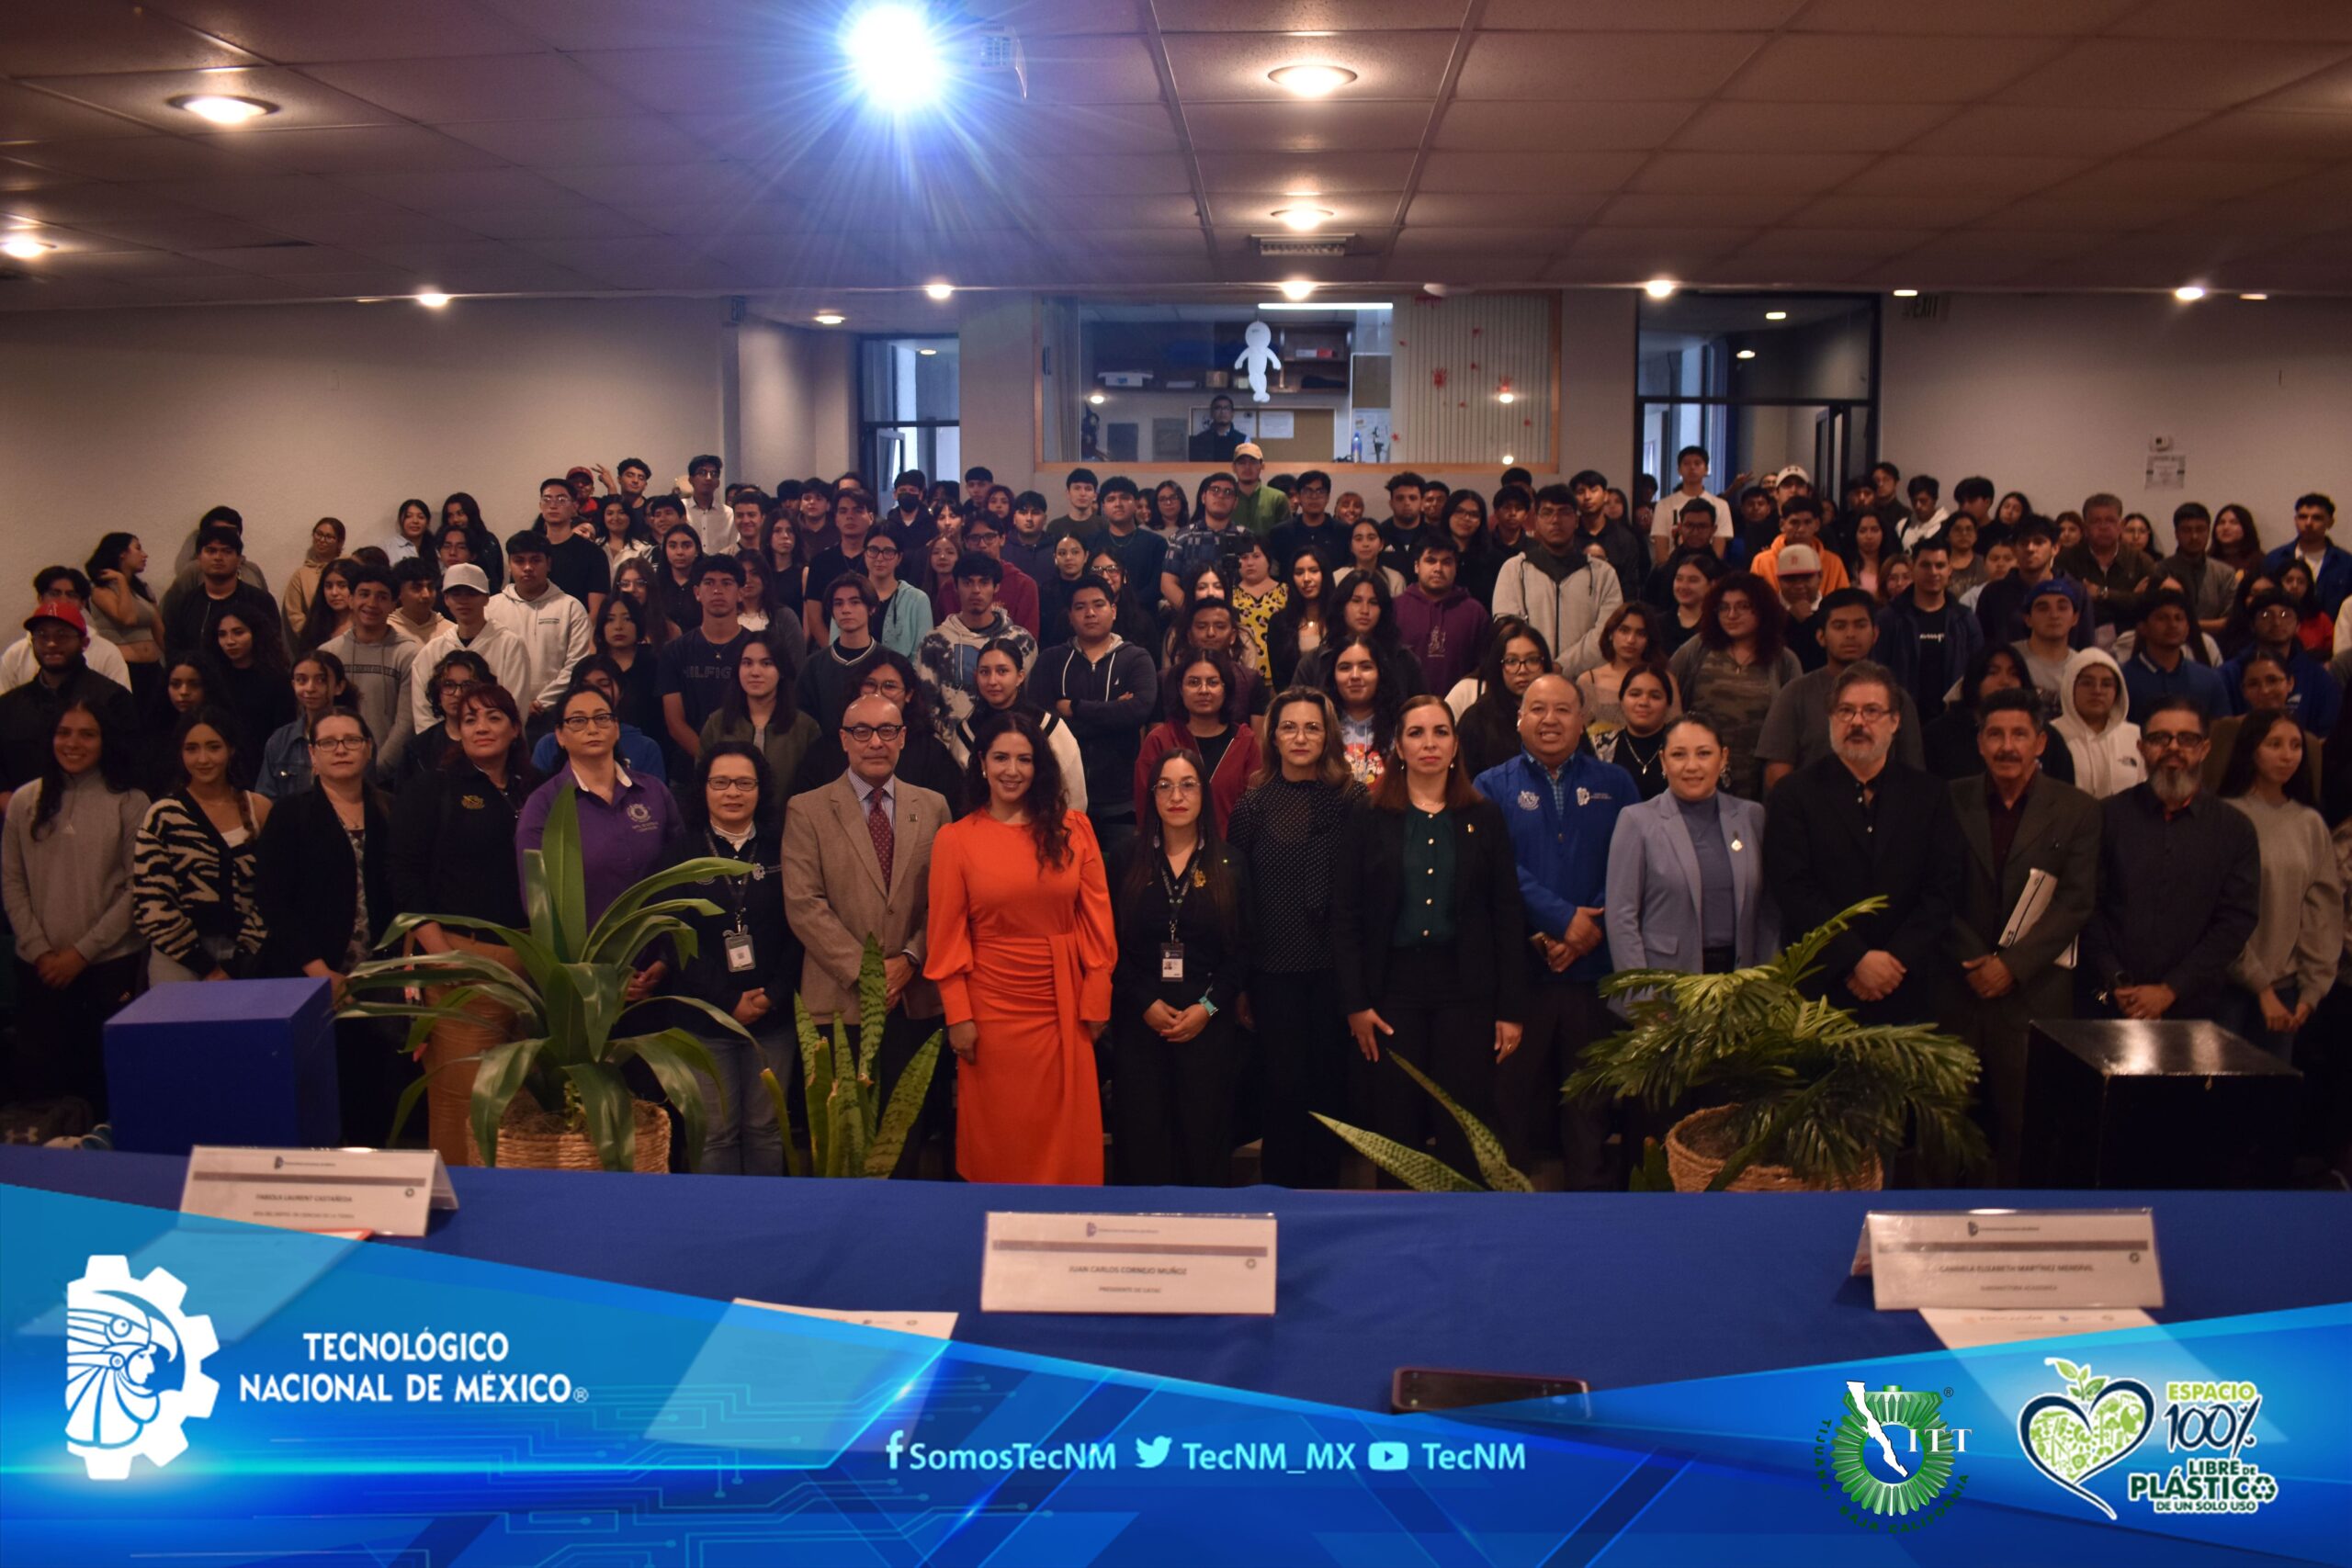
[1919,1306,2156,1351]
[731,1299,959,1339]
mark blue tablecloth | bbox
[6,1146,2346,1411]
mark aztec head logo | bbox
[2016,1358,2155,1521]
[64,1256,220,1479]
[1821,1381,1969,1522]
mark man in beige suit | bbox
[782,693,951,1175]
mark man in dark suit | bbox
[1942,690,2102,1183]
[1763,660,1964,1024]
[779,693,950,1176]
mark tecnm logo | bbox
[63,1256,220,1480]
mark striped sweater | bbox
[132,791,266,969]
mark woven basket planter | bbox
[466,1096,672,1173]
[1664,1103,1883,1193]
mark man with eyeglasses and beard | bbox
[2082,697,2260,1023]
[1763,660,1962,1024]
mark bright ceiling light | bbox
[1269,63,1357,97]
[923,280,955,301]
[1497,389,1516,403]
[1501,454,1514,466]
[2240,292,2269,301]
[1257,299,1391,311]
[1,233,54,259]
[169,93,278,125]
[1643,277,1677,299]
[1764,310,1788,321]
[1736,348,1757,360]
[1273,206,1333,232]
[2173,284,2206,301]
[1277,277,1316,301]
[1087,392,1106,405]
[843,6,937,105]
[918,346,938,355]
[1891,288,1919,298]
[813,311,845,325]
[415,290,451,309]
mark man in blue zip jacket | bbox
[1474,673,1632,1190]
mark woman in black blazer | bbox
[1330,694,1527,1185]
[253,708,402,1144]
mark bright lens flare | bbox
[1278,277,1316,300]
[844,6,937,104]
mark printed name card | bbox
[1855,1208,2163,1311]
[180,1146,457,1238]
[980,1212,1277,1315]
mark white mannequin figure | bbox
[1234,320,1281,404]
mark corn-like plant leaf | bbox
[611,1027,721,1173]
[582,857,752,961]
[562,1060,638,1172]
[1386,1053,1532,1193]
[534,786,590,960]
[469,1036,547,1169]
[618,988,753,1045]
[1311,1114,1482,1192]
[864,1028,943,1177]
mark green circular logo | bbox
[1830,1383,1961,1517]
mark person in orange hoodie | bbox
[1749,493,1851,596]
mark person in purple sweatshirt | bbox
[1389,536,1490,697]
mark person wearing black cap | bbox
[0,601,140,809]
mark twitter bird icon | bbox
[1134,1436,1172,1469]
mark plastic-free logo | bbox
[2018,1359,2155,1520]
[64,1256,220,1480]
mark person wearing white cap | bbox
[1231,442,1290,538]
[407,563,533,732]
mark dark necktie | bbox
[867,787,894,887]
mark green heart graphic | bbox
[2018,1359,2155,1520]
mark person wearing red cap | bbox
[0,601,139,814]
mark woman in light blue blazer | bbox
[1605,713,1777,976]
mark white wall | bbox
[0,297,732,600]
[1883,294,2352,550]
[734,319,857,491]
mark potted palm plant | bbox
[1565,897,1988,1191]
[344,785,753,1174]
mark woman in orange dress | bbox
[925,708,1116,1184]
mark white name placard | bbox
[1856,1208,2163,1311]
[181,1146,457,1237]
[980,1212,1276,1315]
[733,1300,960,1340]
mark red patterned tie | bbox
[867,787,894,887]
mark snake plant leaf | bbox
[1387,1053,1532,1193]
[864,1027,943,1177]
[1310,1115,1482,1192]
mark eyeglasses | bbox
[707,778,758,794]
[1153,778,1202,795]
[2143,731,2208,751]
[1274,721,1325,738]
[1832,705,1894,723]
[306,736,368,753]
[1500,654,1545,671]
[843,723,906,743]
[1204,486,1237,499]
[560,712,617,731]
[864,542,899,556]
[438,678,477,694]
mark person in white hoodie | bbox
[407,564,532,732]
[483,531,591,728]
[1489,482,1619,674]
[2052,647,2144,799]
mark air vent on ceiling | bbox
[1252,234,1356,258]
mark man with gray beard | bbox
[2082,696,2260,1021]
[1764,660,1963,1024]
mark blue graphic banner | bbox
[4,1182,2346,1565]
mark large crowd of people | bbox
[3,448,2346,1188]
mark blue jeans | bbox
[695,1022,796,1174]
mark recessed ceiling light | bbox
[1087,392,1106,405]
[923,280,955,300]
[1643,277,1677,299]
[918,346,938,355]
[168,93,277,125]
[1765,310,1788,321]
[1891,288,1919,298]
[2173,284,2206,301]
[1501,454,1514,466]
[1269,63,1357,97]
[843,5,937,106]
[813,311,845,325]
[2240,292,2269,301]
[415,290,451,309]
[1278,277,1316,301]
[1273,206,1333,232]
[1498,389,1516,403]
[1736,348,1757,360]
[1,233,54,259]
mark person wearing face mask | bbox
[1941,690,2101,1183]
[1604,713,1775,980]
[2051,648,2144,799]
[1330,694,1525,1187]
[2215,708,2343,1059]
[389,682,539,1166]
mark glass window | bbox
[1635,292,1876,502]
[859,336,958,493]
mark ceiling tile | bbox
[464,206,658,240]
[131,270,345,302]
[0,183,213,223]
[1484,0,1804,25]
[1784,193,2008,229]
[1794,0,2140,32]
[1592,190,1799,226]
[1906,106,2206,158]
[125,172,396,218]
[1184,100,1431,152]
[2,223,151,256]
[967,102,1182,157]
[2112,0,2352,41]
[2258,56,2352,109]
[0,0,259,74]
[1732,227,1938,260]
[1565,226,1751,258]
[55,212,299,248]
[474,0,805,53]
[2142,110,2352,160]
[1389,226,1564,255]
[438,117,709,166]
[17,67,404,133]
[0,83,151,141]
[343,167,605,211]
[153,0,552,60]
[303,53,632,123]
[1850,253,2041,287]
[566,48,790,114]
[1670,102,1954,152]
[1195,151,1418,192]
[536,161,783,208]
[2033,158,2312,204]
[1432,100,1692,151]
[1014,34,1168,104]
[1154,0,1458,28]
[1167,29,1458,102]
[1990,192,2217,230]
[254,207,492,245]
[967,0,1148,37]
[1456,32,1765,100]
[0,135,267,182]
[0,276,174,309]
[195,125,511,175]
[1007,194,1204,228]
[1837,154,2094,197]
[1629,152,1874,195]
[1006,153,1199,196]
[187,243,393,276]
[1405,191,1608,226]
[1996,40,2336,108]
[52,245,252,276]
[1894,227,2101,261]
[1417,151,1645,192]
[1724,35,2066,101]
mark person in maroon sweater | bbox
[1132,647,1256,837]
[1389,535,1489,696]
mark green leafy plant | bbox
[1564,897,1988,1190]
[343,784,753,1173]
[1314,1054,1532,1192]
[763,937,944,1177]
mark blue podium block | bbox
[103,977,340,1155]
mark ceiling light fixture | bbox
[168,93,278,125]
[813,311,845,325]
[2240,292,2269,301]
[2173,284,2206,301]
[1498,389,1516,403]
[1273,206,1333,232]
[923,280,955,300]
[1501,454,1514,466]
[415,290,451,309]
[1643,277,1677,299]
[1087,392,1106,405]
[1736,349,1756,360]
[1765,310,1788,321]
[1269,63,1357,97]
[1277,277,1316,301]
[842,6,938,106]
[1257,299,1391,311]
[1891,288,1919,298]
[1,233,55,259]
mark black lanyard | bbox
[705,829,761,930]
[1158,845,1202,943]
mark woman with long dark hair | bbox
[1577,601,1676,728]
[281,517,349,643]
[390,682,537,1167]
[948,637,1085,810]
[1150,479,1188,536]
[2,699,148,1114]
[1442,490,1507,604]
[763,508,808,635]
[1111,749,1250,1185]
[293,557,358,658]
[2218,707,2342,1058]
[655,521,705,631]
[1345,516,1407,597]
[1321,631,1404,788]
[593,591,662,736]
[387,497,434,562]
[1133,647,1253,835]
[1227,534,1286,683]
[2212,503,2264,574]
[1227,687,1363,1187]
[257,649,352,800]
[701,631,820,806]
[925,708,1116,1185]
[1667,571,1802,799]
[1589,662,1676,799]
[1296,568,1425,693]
[1451,615,1552,778]
[85,532,166,716]
[610,556,676,649]
[1084,547,1159,651]
[1266,546,1333,688]
[1330,693,1525,1186]
[402,649,492,785]
[596,492,655,571]
[206,607,294,772]
[440,491,503,592]
[133,706,267,984]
